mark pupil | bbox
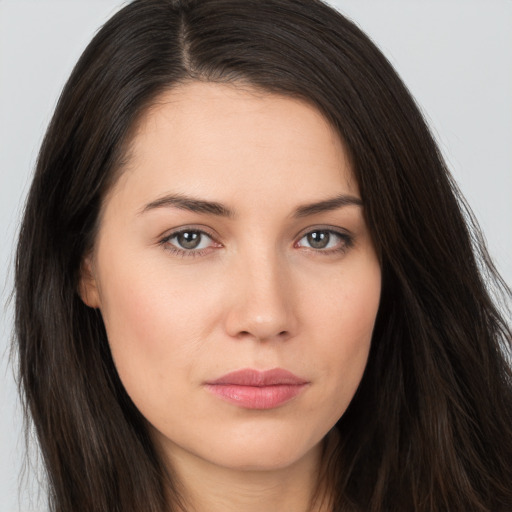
[178,231,201,249]
[307,231,329,249]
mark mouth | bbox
[204,368,309,410]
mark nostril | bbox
[234,329,291,341]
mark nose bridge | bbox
[225,243,296,341]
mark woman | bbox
[14,0,512,511]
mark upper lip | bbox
[205,368,308,387]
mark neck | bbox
[164,441,331,512]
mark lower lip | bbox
[204,383,308,409]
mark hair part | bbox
[14,1,512,511]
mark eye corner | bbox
[295,227,354,254]
[158,226,223,258]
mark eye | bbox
[161,229,220,255]
[295,229,352,252]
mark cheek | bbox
[305,258,380,411]
[95,256,214,402]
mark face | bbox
[81,82,381,475]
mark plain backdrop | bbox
[1,1,511,511]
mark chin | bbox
[193,427,326,473]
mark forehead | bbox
[108,81,358,212]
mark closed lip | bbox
[204,368,309,409]
[205,368,309,386]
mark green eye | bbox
[306,231,331,249]
[297,229,352,252]
[175,231,203,249]
[167,230,214,251]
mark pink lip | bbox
[204,368,309,409]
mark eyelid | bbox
[157,224,354,258]
[293,225,354,253]
[158,224,219,241]
[294,224,353,240]
[158,225,222,256]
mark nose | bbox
[224,250,298,342]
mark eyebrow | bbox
[139,192,362,218]
[293,194,363,217]
[139,193,235,218]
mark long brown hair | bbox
[14,1,512,511]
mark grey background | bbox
[1,1,511,510]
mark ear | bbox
[78,254,101,309]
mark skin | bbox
[81,82,382,512]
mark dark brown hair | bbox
[14,0,512,511]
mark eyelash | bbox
[159,228,220,258]
[294,228,354,254]
[159,227,353,258]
